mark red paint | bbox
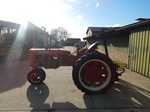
[80,60,108,87]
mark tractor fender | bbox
[86,41,99,53]
[75,41,100,62]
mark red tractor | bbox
[27,41,124,94]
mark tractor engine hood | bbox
[29,48,71,56]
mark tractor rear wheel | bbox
[72,52,116,94]
[27,68,46,84]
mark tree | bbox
[50,27,71,41]
[49,28,58,40]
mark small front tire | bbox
[27,68,46,84]
[38,68,46,82]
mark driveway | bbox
[0,58,150,112]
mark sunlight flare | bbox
[6,21,28,63]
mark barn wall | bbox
[86,33,129,64]
[105,33,129,54]
[129,25,150,77]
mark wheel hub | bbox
[81,60,108,87]
[30,73,40,82]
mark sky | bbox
[0,0,150,39]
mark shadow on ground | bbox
[89,79,150,109]
[0,59,30,93]
[26,83,79,112]
[27,83,50,110]
[26,79,150,111]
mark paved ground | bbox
[0,50,150,112]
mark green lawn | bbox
[113,60,127,69]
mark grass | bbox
[112,60,127,69]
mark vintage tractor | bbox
[27,40,124,94]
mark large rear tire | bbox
[72,52,116,94]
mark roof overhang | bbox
[84,19,150,40]
[0,20,20,29]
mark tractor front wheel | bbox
[27,68,46,84]
[72,52,116,94]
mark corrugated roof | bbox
[116,18,150,31]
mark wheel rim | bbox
[79,59,111,91]
[29,71,42,83]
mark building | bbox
[86,27,118,37]
[62,38,81,46]
[0,20,57,61]
[84,18,150,77]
